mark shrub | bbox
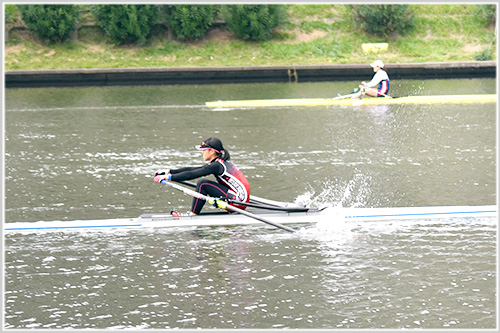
[474,5,496,26]
[474,48,492,61]
[350,5,415,38]
[92,5,159,45]
[17,5,80,44]
[221,5,286,41]
[5,5,19,24]
[162,5,217,41]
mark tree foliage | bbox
[17,5,80,44]
[163,5,217,41]
[222,5,286,41]
[351,5,415,38]
[93,5,158,45]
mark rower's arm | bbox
[170,163,223,182]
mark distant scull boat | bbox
[205,94,496,108]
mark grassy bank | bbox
[4,4,496,70]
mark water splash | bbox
[294,172,373,209]
[290,173,377,245]
[295,206,355,250]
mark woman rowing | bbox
[154,137,250,216]
[352,59,390,98]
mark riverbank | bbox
[5,5,496,72]
[5,5,496,87]
[5,61,496,88]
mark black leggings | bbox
[191,179,237,214]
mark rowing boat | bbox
[4,205,496,233]
[205,94,496,108]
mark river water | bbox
[3,79,497,329]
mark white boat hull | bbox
[4,205,496,233]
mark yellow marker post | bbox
[362,43,389,53]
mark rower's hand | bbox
[155,169,170,176]
[154,174,170,183]
[154,169,171,183]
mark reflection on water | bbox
[4,79,497,329]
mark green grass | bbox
[4,4,496,70]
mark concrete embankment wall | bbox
[5,61,496,88]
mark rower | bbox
[352,59,390,98]
[154,137,250,217]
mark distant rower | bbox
[352,59,390,98]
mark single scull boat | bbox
[4,205,496,233]
[205,94,496,108]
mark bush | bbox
[221,5,286,41]
[17,5,80,44]
[92,5,159,45]
[474,5,496,26]
[163,5,217,41]
[350,5,415,38]
[5,5,19,24]
[474,48,492,61]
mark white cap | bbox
[370,60,384,68]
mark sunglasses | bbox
[196,142,221,153]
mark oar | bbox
[225,198,309,212]
[331,92,358,100]
[160,180,296,233]
[353,87,398,106]
[176,180,305,209]
[352,86,366,106]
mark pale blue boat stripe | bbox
[345,210,497,219]
[4,224,143,231]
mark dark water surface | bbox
[4,79,497,329]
